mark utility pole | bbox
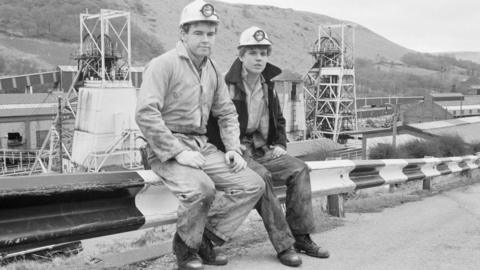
[57,96,63,173]
[386,103,399,152]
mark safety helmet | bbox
[179,0,219,26]
[238,26,272,48]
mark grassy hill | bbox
[0,0,411,72]
[0,0,478,96]
[130,0,412,72]
[436,51,480,64]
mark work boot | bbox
[172,232,204,270]
[198,233,228,266]
[277,247,302,267]
[294,234,330,258]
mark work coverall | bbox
[136,42,265,249]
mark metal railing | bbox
[0,149,41,176]
[0,154,478,256]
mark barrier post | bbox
[422,177,431,190]
[327,194,345,217]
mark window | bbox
[291,83,297,101]
[36,130,49,149]
[7,132,23,146]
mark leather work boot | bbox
[172,232,204,270]
[198,233,228,266]
[277,247,302,267]
[294,234,330,258]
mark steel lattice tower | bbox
[32,10,142,174]
[304,24,357,144]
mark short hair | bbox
[238,45,272,57]
[180,21,218,34]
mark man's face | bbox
[181,22,217,59]
[239,47,269,75]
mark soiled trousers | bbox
[245,148,315,253]
[150,140,265,249]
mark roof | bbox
[407,116,480,143]
[0,107,57,118]
[430,93,464,98]
[57,66,78,72]
[0,93,65,118]
[435,95,480,107]
[0,93,65,105]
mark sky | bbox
[219,0,480,53]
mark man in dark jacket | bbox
[207,26,329,267]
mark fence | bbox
[0,149,41,176]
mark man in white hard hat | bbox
[136,2,265,269]
[207,26,330,266]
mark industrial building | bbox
[402,92,480,123]
[360,116,480,158]
[272,70,307,141]
[0,93,65,150]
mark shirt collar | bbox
[241,65,265,84]
[176,41,208,69]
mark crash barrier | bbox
[1,154,479,257]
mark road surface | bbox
[213,183,480,270]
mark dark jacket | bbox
[207,58,287,152]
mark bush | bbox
[397,139,439,158]
[368,134,473,160]
[368,143,397,159]
[471,141,480,154]
[436,134,468,157]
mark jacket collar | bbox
[176,41,208,71]
[225,58,282,85]
[176,41,190,59]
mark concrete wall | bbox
[275,81,306,140]
[29,120,53,149]
[0,119,52,149]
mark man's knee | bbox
[249,172,266,195]
[197,180,216,201]
[177,178,216,204]
[290,157,309,175]
[259,169,273,183]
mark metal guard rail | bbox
[0,154,479,255]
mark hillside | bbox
[0,0,411,74]
[1,0,477,96]
[130,0,412,72]
[437,51,480,64]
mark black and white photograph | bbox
[0,0,479,269]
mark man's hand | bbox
[175,150,206,169]
[270,145,287,159]
[225,151,247,173]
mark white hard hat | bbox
[179,0,219,26]
[238,26,272,48]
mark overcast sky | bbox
[219,0,480,53]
